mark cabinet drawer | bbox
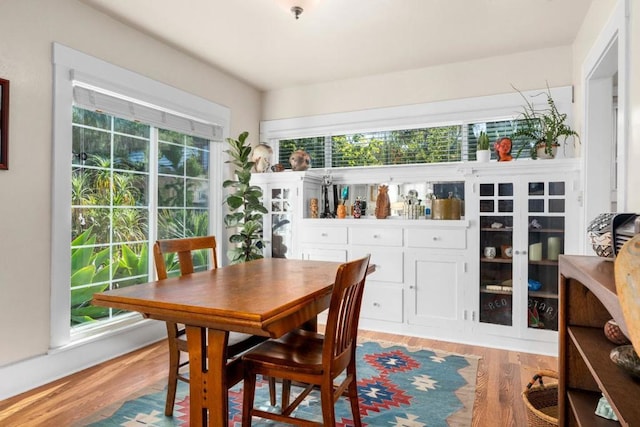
[300,226,347,244]
[351,247,403,283]
[361,284,403,322]
[406,228,466,249]
[302,248,347,262]
[350,227,403,246]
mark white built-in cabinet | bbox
[251,160,581,355]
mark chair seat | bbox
[242,329,326,375]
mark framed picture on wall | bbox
[0,78,9,170]
[0,79,9,169]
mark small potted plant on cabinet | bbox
[223,131,268,264]
[512,84,579,159]
[476,131,491,162]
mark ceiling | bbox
[81,0,593,92]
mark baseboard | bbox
[0,320,165,401]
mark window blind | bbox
[72,85,223,141]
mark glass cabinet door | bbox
[478,181,515,326]
[525,180,564,331]
[269,186,293,258]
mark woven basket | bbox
[522,370,559,427]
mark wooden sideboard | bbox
[559,255,640,426]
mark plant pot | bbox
[536,145,558,159]
[476,150,491,162]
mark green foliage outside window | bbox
[277,126,462,169]
[71,107,211,326]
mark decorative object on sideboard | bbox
[374,185,390,219]
[336,204,346,219]
[271,163,285,172]
[309,197,318,218]
[494,137,513,162]
[604,319,630,345]
[511,83,579,160]
[289,149,311,171]
[320,174,334,218]
[251,143,273,173]
[431,192,461,220]
[476,131,491,162]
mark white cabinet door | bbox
[405,252,466,332]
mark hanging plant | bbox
[223,131,268,264]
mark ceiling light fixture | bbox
[291,5,303,19]
[275,0,319,20]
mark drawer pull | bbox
[432,236,440,241]
[321,233,328,237]
[373,302,380,307]
[373,234,380,238]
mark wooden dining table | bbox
[92,258,345,427]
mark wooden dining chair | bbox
[153,236,271,416]
[241,254,371,426]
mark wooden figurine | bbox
[375,185,390,219]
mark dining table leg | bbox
[186,325,230,427]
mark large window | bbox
[53,43,228,347]
[70,107,212,328]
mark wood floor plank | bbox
[0,329,557,426]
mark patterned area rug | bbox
[85,340,479,427]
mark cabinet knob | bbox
[432,236,439,241]
[523,250,527,255]
[373,302,380,307]
[320,232,328,237]
[373,234,380,238]
[514,250,520,255]
[409,285,415,290]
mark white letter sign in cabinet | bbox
[252,160,581,354]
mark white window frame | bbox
[51,43,229,349]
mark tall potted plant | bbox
[512,84,579,159]
[223,131,268,264]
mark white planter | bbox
[476,150,491,162]
[536,145,558,159]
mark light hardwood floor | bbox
[0,330,557,426]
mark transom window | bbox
[277,120,528,168]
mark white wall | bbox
[262,46,574,120]
[0,0,261,368]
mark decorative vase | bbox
[336,204,346,219]
[476,150,491,162]
[374,185,390,219]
